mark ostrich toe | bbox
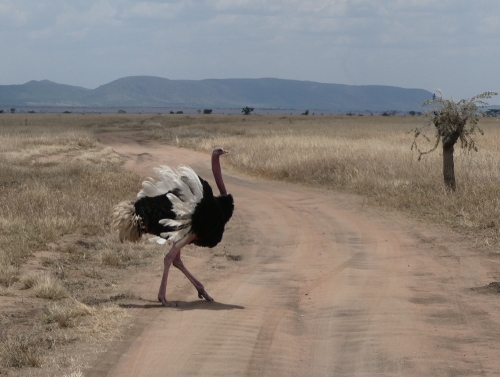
[198,289,214,302]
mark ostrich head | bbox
[212,147,229,156]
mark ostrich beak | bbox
[222,149,229,154]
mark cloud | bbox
[0,1,32,27]
[477,14,500,35]
[125,1,187,20]
[45,2,122,39]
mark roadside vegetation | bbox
[1,112,499,375]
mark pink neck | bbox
[212,153,227,196]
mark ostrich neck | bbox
[212,154,227,196]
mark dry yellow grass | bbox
[32,274,69,300]
[0,116,143,274]
[2,112,500,281]
[0,331,45,368]
[4,112,498,247]
[0,114,144,375]
[141,114,500,239]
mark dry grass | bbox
[0,331,45,368]
[19,273,40,290]
[0,299,127,372]
[0,114,144,375]
[0,115,143,281]
[91,234,162,267]
[3,112,498,254]
[0,264,19,287]
[40,298,102,329]
[32,274,69,300]
[139,114,500,242]
[63,371,84,377]
[1,112,499,375]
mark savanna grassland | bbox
[1,112,500,376]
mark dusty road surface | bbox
[91,132,500,377]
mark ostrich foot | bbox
[158,296,177,307]
[197,289,214,302]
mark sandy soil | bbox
[88,132,500,377]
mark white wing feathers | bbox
[137,165,203,245]
[137,165,203,201]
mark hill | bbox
[0,76,432,112]
[0,80,91,107]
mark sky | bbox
[2,0,500,104]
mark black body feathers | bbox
[191,177,234,248]
[132,176,233,248]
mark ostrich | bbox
[112,147,234,307]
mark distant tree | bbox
[0,110,4,114]
[242,106,254,115]
[408,111,416,116]
[411,90,498,191]
[10,108,15,114]
[203,109,213,114]
[486,109,500,117]
[382,111,396,116]
[197,109,201,114]
[118,109,126,114]
[169,111,174,114]
[301,110,309,115]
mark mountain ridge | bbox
[0,76,432,111]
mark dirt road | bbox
[93,132,500,376]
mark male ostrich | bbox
[112,147,233,307]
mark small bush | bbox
[18,273,38,290]
[0,265,19,287]
[41,299,94,328]
[0,332,44,368]
[33,274,69,300]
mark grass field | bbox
[1,112,500,375]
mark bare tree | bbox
[411,90,498,191]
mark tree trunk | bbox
[441,123,465,192]
[442,142,456,191]
[434,118,463,192]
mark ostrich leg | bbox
[173,252,214,301]
[158,236,195,307]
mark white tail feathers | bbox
[112,201,143,242]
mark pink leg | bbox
[173,252,214,302]
[157,236,194,307]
